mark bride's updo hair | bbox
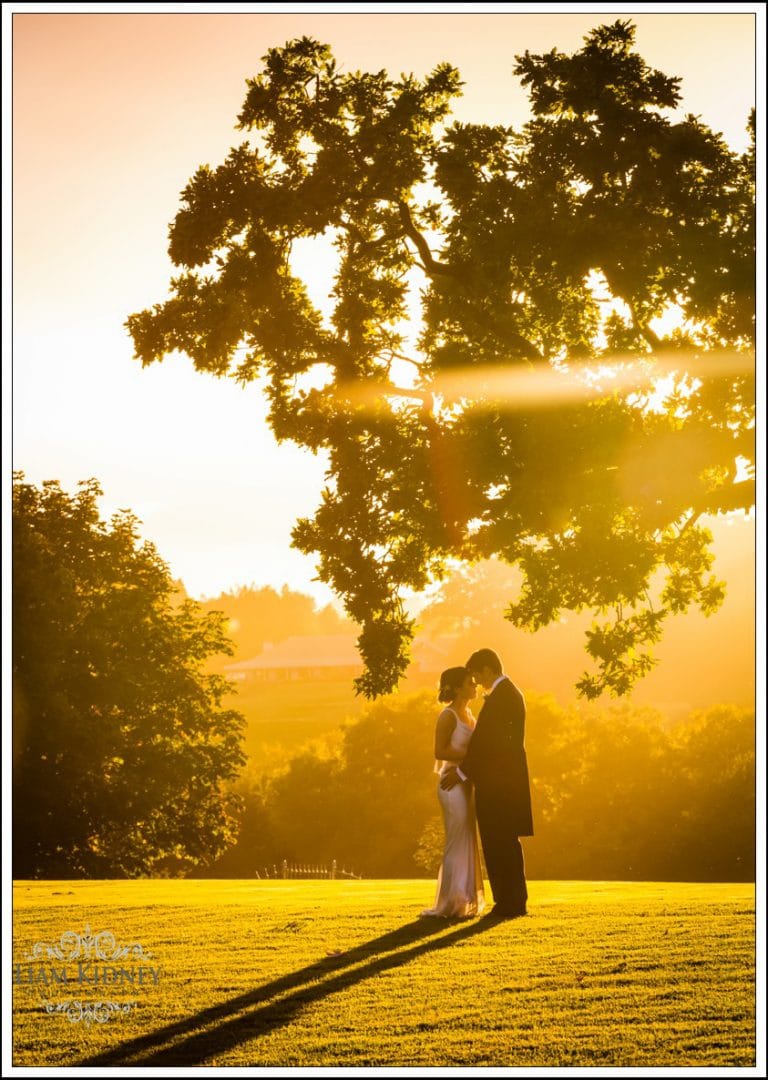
[438,666,469,704]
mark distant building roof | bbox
[413,640,451,667]
[223,633,452,674]
[224,634,363,672]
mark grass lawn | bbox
[12,879,755,1068]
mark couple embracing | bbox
[422,649,533,921]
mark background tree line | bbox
[204,692,755,884]
[196,583,348,659]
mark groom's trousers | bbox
[475,788,528,912]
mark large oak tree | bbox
[128,21,755,698]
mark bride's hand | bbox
[440,768,462,791]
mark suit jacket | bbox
[460,676,533,837]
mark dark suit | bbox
[459,676,533,912]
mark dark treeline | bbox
[199,693,755,883]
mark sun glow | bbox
[327,349,754,417]
[11,10,757,602]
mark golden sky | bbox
[10,7,759,602]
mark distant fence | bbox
[255,859,361,880]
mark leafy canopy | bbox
[128,22,754,698]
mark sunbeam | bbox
[327,349,755,415]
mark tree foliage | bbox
[12,475,246,877]
[202,692,754,883]
[128,22,754,698]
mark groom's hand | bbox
[440,768,462,791]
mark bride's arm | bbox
[434,711,463,762]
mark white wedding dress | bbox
[422,709,486,919]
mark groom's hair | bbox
[466,648,503,676]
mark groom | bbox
[440,648,533,917]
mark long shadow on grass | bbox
[76,913,507,1066]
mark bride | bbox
[422,666,486,918]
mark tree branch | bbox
[678,510,702,537]
[396,200,454,277]
[675,477,754,536]
[627,301,663,353]
[693,477,755,516]
[386,350,425,371]
[397,199,542,363]
[602,267,663,353]
[385,385,434,407]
